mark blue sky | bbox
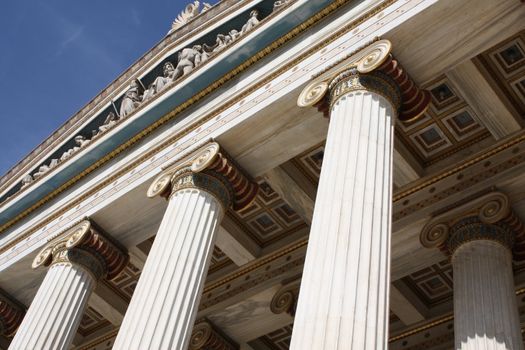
[0,0,217,176]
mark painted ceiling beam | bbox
[264,167,314,225]
[446,59,522,140]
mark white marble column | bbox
[9,220,127,350]
[290,70,400,349]
[9,260,96,350]
[114,143,258,350]
[113,185,224,349]
[451,219,523,350]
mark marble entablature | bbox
[0,0,293,207]
[0,0,291,204]
[0,0,442,272]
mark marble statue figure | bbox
[241,10,260,34]
[98,112,118,134]
[142,84,155,102]
[59,135,91,162]
[21,174,33,189]
[120,79,143,118]
[151,62,177,95]
[273,0,290,12]
[174,46,207,78]
[225,30,240,45]
[205,34,227,53]
[33,159,58,180]
[75,135,91,148]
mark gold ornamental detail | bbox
[328,69,401,111]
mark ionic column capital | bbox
[270,279,301,317]
[147,141,258,211]
[447,216,514,256]
[328,69,401,112]
[189,319,238,350]
[0,288,25,338]
[32,219,128,281]
[297,39,430,122]
[420,191,525,258]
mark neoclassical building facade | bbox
[0,0,524,349]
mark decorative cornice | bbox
[189,319,238,350]
[297,39,430,122]
[270,279,301,316]
[0,0,259,195]
[420,192,525,258]
[0,0,397,244]
[32,219,128,280]
[0,288,25,338]
[148,142,258,211]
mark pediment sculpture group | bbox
[18,0,292,192]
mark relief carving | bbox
[15,5,263,195]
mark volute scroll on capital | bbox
[189,319,238,350]
[420,192,525,259]
[147,141,258,211]
[297,39,431,122]
[270,279,301,317]
[32,219,128,281]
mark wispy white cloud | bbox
[131,8,141,26]
[41,3,121,71]
[56,26,84,56]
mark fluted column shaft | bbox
[421,199,525,350]
[453,240,523,350]
[113,186,224,349]
[9,262,95,350]
[8,219,127,350]
[290,71,397,349]
[114,142,257,350]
